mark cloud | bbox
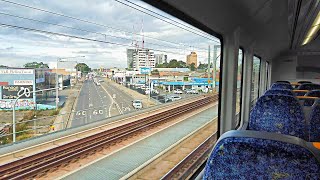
[0,0,220,68]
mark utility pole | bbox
[208,45,211,92]
[213,45,219,92]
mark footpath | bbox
[51,83,83,132]
[105,79,156,108]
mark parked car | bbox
[170,95,182,101]
[174,89,183,94]
[185,89,198,94]
[132,100,143,109]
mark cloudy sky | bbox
[0,0,221,68]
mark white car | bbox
[170,95,182,101]
[174,89,183,94]
[132,100,143,109]
[186,89,198,94]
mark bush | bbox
[22,111,34,120]
[49,109,60,116]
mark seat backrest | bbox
[264,89,295,96]
[298,83,320,91]
[309,101,320,142]
[203,130,320,180]
[276,80,290,84]
[298,81,312,84]
[248,94,306,139]
[304,90,320,106]
[270,83,293,90]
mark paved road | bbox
[71,80,112,127]
[101,81,136,115]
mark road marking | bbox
[89,103,93,107]
[101,84,122,115]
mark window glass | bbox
[265,61,270,90]
[235,49,243,127]
[0,1,222,177]
[251,56,261,106]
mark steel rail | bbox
[0,95,217,179]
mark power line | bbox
[0,11,210,53]
[0,22,210,58]
[113,0,219,42]
[0,11,208,53]
[121,0,215,41]
[0,0,218,50]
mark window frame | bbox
[251,55,261,105]
[235,48,244,129]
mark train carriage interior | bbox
[0,0,320,179]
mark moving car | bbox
[132,100,143,109]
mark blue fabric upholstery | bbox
[270,83,293,90]
[304,90,320,106]
[264,89,295,96]
[203,133,320,179]
[298,83,320,91]
[248,95,306,139]
[276,80,290,84]
[309,102,320,142]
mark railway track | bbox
[161,132,217,180]
[0,95,217,179]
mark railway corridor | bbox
[61,103,218,180]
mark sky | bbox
[0,0,221,69]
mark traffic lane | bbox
[72,80,111,127]
[102,82,135,114]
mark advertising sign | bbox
[13,80,33,85]
[0,69,34,74]
[140,67,151,74]
[2,85,34,99]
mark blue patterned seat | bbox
[298,83,320,91]
[248,94,306,140]
[270,83,293,90]
[264,89,295,96]
[203,130,320,180]
[309,101,320,142]
[276,80,290,84]
[304,90,320,106]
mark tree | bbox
[24,62,49,68]
[198,63,208,69]
[189,63,196,71]
[75,63,91,73]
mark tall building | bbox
[186,51,198,67]
[126,48,136,68]
[154,54,167,65]
[133,48,155,70]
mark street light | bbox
[56,56,85,110]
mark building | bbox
[133,48,155,70]
[126,48,136,68]
[154,54,167,65]
[186,52,198,67]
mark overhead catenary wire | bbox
[113,0,219,43]
[0,11,209,53]
[120,0,217,42]
[0,0,219,50]
[0,22,210,59]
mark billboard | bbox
[2,85,34,99]
[140,67,151,74]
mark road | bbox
[101,81,136,115]
[71,79,137,127]
[71,80,112,127]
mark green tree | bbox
[189,63,196,71]
[198,63,208,69]
[24,62,49,68]
[75,63,91,73]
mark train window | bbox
[0,0,222,179]
[265,61,270,90]
[251,56,261,106]
[235,49,244,128]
